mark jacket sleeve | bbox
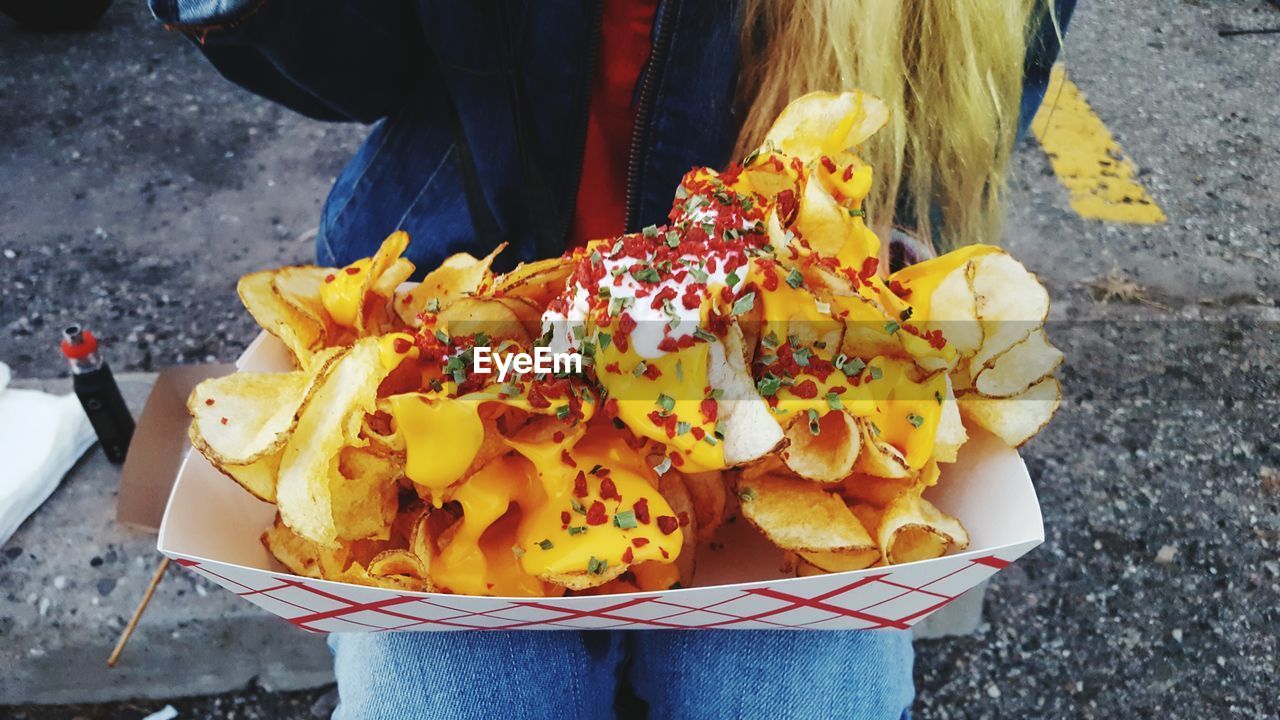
[149,0,427,123]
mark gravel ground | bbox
[2,1,1276,719]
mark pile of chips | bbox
[188,92,1062,596]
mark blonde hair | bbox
[735,0,1045,252]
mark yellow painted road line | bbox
[1031,65,1166,224]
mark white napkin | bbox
[0,362,97,546]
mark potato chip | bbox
[933,376,968,463]
[492,254,574,307]
[276,340,396,546]
[396,243,506,326]
[841,473,915,506]
[436,296,531,345]
[969,252,1051,372]
[762,91,889,162]
[780,409,860,483]
[708,323,784,465]
[797,547,881,574]
[958,376,1062,448]
[851,418,913,479]
[188,371,311,466]
[876,492,969,564]
[237,270,324,365]
[681,470,728,543]
[973,328,1064,398]
[262,516,342,579]
[737,473,876,554]
[272,265,334,337]
[332,446,400,542]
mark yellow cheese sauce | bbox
[320,258,372,328]
[427,432,684,596]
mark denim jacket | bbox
[150,0,1073,273]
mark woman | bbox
[152,1,1073,717]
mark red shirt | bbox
[567,0,659,248]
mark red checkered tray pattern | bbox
[166,545,1033,633]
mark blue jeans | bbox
[328,630,913,719]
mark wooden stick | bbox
[107,556,171,668]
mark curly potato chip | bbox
[780,409,860,483]
[737,473,876,554]
[875,492,969,565]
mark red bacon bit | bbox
[681,284,703,310]
[527,386,552,409]
[700,398,719,422]
[603,397,620,419]
[632,537,650,548]
[573,471,588,497]
[807,358,836,382]
[219,417,228,425]
[344,266,361,275]
[618,312,638,337]
[887,280,912,298]
[775,189,798,224]
[633,499,651,524]
[599,477,620,501]
[690,426,706,441]
[561,449,577,467]
[649,286,677,310]
[657,516,679,535]
[586,501,608,526]
[842,164,855,181]
[621,547,634,564]
[791,379,819,399]
[392,337,413,354]
[660,547,670,559]
[668,452,684,467]
[552,431,566,443]
[642,363,663,380]
[604,362,622,375]
[204,398,215,406]
[561,511,571,525]
[657,336,679,353]
[859,257,880,282]
[820,156,837,173]
[324,274,336,283]
[678,512,690,527]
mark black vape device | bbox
[60,324,135,463]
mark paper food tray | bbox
[158,333,1043,632]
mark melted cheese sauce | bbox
[320,258,372,328]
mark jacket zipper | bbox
[559,2,605,247]
[624,0,678,231]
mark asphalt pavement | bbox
[1,1,1276,718]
